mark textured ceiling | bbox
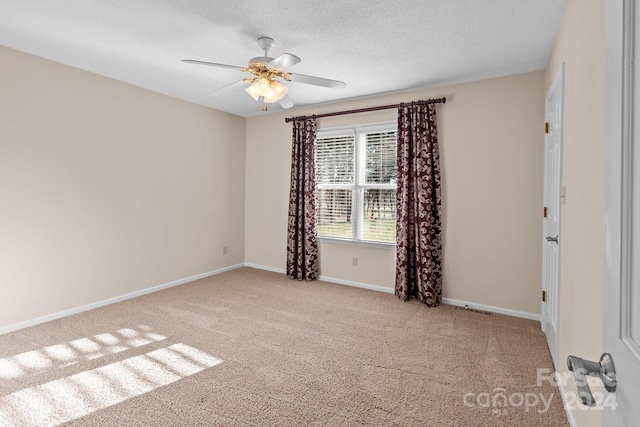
[0,0,566,117]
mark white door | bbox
[603,0,640,425]
[541,64,564,369]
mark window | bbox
[316,123,397,245]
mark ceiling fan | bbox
[182,36,346,110]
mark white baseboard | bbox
[243,263,286,274]
[442,297,540,321]
[558,382,577,427]
[4,262,538,336]
[0,263,244,336]
[318,275,395,294]
[244,263,538,321]
[243,262,394,294]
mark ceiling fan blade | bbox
[278,94,294,109]
[287,72,346,89]
[269,53,301,70]
[208,79,251,98]
[182,59,245,71]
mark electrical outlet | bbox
[222,246,228,255]
[352,257,358,267]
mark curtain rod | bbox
[284,97,446,123]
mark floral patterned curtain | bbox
[395,102,442,306]
[286,117,319,281]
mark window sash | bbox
[359,188,396,243]
[362,131,397,185]
[317,188,354,240]
[316,122,396,245]
[316,134,355,185]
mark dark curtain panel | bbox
[395,102,442,306]
[286,117,319,281]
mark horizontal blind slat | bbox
[316,135,355,185]
[361,188,396,243]
[317,189,353,239]
[365,131,397,185]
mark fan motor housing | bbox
[248,56,273,66]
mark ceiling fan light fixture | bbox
[257,77,271,95]
[245,81,261,101]
[270,80,288,97]
[246,78,289,103]
[264,80,288,103]
[264,90,278,103]
[184,35,347,111]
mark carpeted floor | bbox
[0,267,568,426]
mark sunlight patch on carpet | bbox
[0,343,223,426]
[0,325,166,379]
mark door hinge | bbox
[545,122,549,134]
[542,290,547,302]
[543,206,548,218]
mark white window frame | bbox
[316,121,397,248]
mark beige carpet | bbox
[0,267,568,426]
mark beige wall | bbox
[545,0,606,426]
[0,46,246,330]
[0,34,553,333]
[246,71,545,315]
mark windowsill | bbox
[317,237,396,250]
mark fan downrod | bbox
[256,36,275,56]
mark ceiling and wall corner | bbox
[0,0,566,117]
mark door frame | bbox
[542,63,564,369]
